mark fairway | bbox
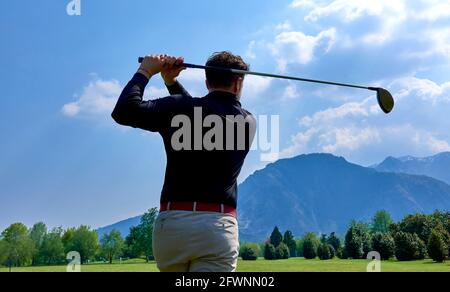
[1,258,449,272]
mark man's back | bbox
[112,75,256,208]
[160,90,255,208]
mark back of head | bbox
[205,51,249,90]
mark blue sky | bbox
[1,0,450,231]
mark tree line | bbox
[2,209,449,268]
[240,210,450,263]
[0,208,158,269]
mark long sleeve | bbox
[166,80,192,97]
[111,73,166,132]
[112,73,193,132]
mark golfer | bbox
[112,52,256,272]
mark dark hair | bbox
[205,51,250,89]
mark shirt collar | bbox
[206,90,241,106]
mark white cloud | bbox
[268,28,337,71]
[301,0,405,22]
[63,77,167,119]
[414,131,450,153]
[414,1,450,21]
[178,68,205,83]
[321,127,381,152]
[245,40,257,59]
[62,78,122,118]
[243,75,272,99]
[290,0,316,9]
[276,21,292,31]
[281,128,318,157]
[282,84,300,99]
[290,0,407,46]
[300,97,374,127]
[390,77,450,103]
[144,86,169,100]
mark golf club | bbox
[138,57,395,114]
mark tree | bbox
[29,222,47,265]
[430,212,450,256]
[344,221,372,259]
[371,210,394,234]
[29,222,47,248]
[136,208,158,262]
[63,225,98,264]
[327,232,341,251]
[302,233,318,260]
[124,226,142,259]
[398,214,432,243]
[37,228,65,265]
[317,243,334,260]
[345,225,363,259]
[336,246,347,259]
[240,246,258,261]
[427,228,448,263]
[0,241,8,267]
[283,231,297,257]
[100,229,124,264]
[394,231,426,261]
[61,227,75,253]
[275,242,290,259]
[264,243,276,260]
[270,227,283,248]
[296,239,304,258]
[0,223,35,267]
[371,232,395,260]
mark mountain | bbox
[97,153,450,242]
[237,153,450,242]
[96,215,141,239]
[373,152,450,185]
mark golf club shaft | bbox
[138,57,374,91]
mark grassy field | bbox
[1,258,450,272]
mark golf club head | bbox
[369,87,394,114]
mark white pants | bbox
[152,211,239,272]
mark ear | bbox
[206,80,211,91]
[234,78,243,94]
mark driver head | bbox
[375,88,395,114]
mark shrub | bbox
[264,243,276,260]
[344,226,363,259]
[336,246,347,259]
[283,231,297,257]
[270,227,283,248]
[371,232,395,260]
[327,232,341,252]
[394,232,426,261]
[303,238,317,259]
[427,229,448,263]
[240,246,258,261]
[275,243,290,259]
[317,243,334,260]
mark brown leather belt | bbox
[160,201,237,218]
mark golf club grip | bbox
[138,57,203,70]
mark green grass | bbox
[1,258,450,272]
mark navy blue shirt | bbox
[112,73,256,208]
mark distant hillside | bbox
[238,153,450,242]
[374,152,450,184]
[96,215,141,239]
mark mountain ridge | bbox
[97,153,450,242]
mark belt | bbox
[160,201,237,218]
